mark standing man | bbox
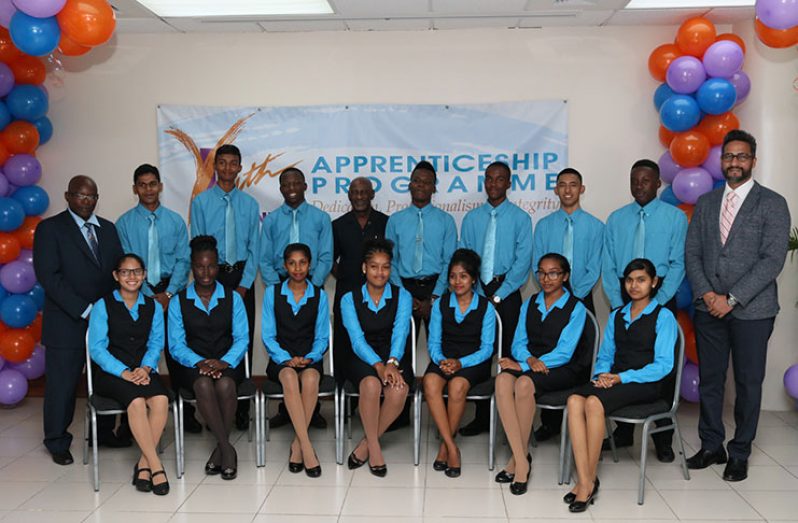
[458,161,533,437]
[601,159,688,462]
[34,175,127,465]
[116,164,195,431]
[685,130,790,482]
[190,144,261,430]
[532,167,604,441]
[260,166,332,429]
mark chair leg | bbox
[91,410,99,492]
[265,398,271,443]
[254,395,263,467]
[558,407,569,485]
[335,389,343,465]
[346,396,353,440]
[639,420,651,505]
[171,401,181,478]
[489,394,496,471]
[177,397,184,479]
[414,390,422,467]
[83,407,90,465]
[673,417,691,480]
[606,419,619,463]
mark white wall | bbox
[36,25,798,409]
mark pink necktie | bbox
[720,192,738,245]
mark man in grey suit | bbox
[684,130,791,482]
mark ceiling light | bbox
[625,0,754,8]
[136,0,334,18]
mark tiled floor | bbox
[1,398,798,522]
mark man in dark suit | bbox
[685,130,791,482]
[33,176,128,465]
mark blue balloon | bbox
[653,83,676,111]
[5,84,48,122]
[0,294,37,328]
[0,101,10,131]
[11,185,49,215]
[713,179,725,190]
[660,185,682,206]
[8,12,60,57]
[696,78,737,115]
[33,116,52,145]
[26,283,44,311]
[0,197,25,232]
[676,278,693,310]
[659,94,701,132]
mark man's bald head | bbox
[348,176,375,213]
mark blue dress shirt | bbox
[510,290,587,372]
[593,300,677,384]
[427,292,496,368]
[459,200,533,299]
[340,284,413,367]
[116,204,191,296]
[533,209,604,300]
[190,185,261,289]
[167,281,249,368]
[602,199,688,309]
[259,202,333,288]
[385,203,458,297]
[88,290,164,378]
[261,280,330,365]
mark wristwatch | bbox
[726,293,738,308]
[165,291,174,299]
[386,357,400,368]
[491,295,502,305]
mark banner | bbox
[157,101,568,224]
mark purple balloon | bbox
[5,183,17,197]
[17,248,32,265]
[0,0,16,28]
[12,0,66,18]
[701,145,724,180]
[756,0,798,30]
[0,62,14,98]
[0,173,9,198]
[784,364,798,399]
[681,362,700,403]
[702,40,744,78]
[666,56,707,94]
[0,260,36,293]
[673,167,714,205]
[9,344,44,380]
[658,151,682,184]
[729,71,751,105]
[3,154,41,187]
[0,368,28,405]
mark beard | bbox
[722,165,752,186]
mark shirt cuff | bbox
[81,304,93,319]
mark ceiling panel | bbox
[111,0,160,18]
[518,10,612,26]
[432,0,529,15]
[331,0,430,17]
[706,6,755,23]
[116,17,177,32]
[433,17,520,29]
[258,20,348,32]
[605,8,708,25]
[346,18,431,31]
[165,19,265,32]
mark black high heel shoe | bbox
[205,447,222,475]
[495,453,531,483]
[347,450,366,470]
[433,459,448,471]
[509,456,531,495]
[369,462,387,478]
[568,476,599,513]
[564,476,599,504]
[305,452,322,478]
[289,447,304,473]
[444,449,461,478]
[221,449,237,481]
[151,470,170,496]
[133,463,152,492]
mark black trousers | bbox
[217,266,255,417]
[694,310,774,460]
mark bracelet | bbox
[386,357,400,368]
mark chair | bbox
[416,311,504,471]
[259,319,341,465]
[603,324,690,504]
[176,352,262,476]
[338,318,420,465]
[82,334,181,492]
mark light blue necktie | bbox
[481,208,497,283]
[147,213,161,286]
[223,193,237,263]
[413,209,424,275]
[290,208,300,243]
[633,208,646,259]
[563,215,574,268]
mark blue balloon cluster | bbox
[5,85,49,122]
[8,12,61,57]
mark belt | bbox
[481,274,506,287]
[148,277,171,295]
[219,261,246,273]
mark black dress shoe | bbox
[51,450,74,466]
[569,476,599,513]
[533,424,560,443]
[221,449,238,480]
[305,452,322,478]
[656,446,676,463]
[133,464,152,492]
[601,435,632,451]
[205,461,222,475]
[289,448,304,473]
[347,451,366,470]
[369,462,387,478]
[458,419,488,437]
[269,412,290,429]
[183,415,203,434]
[722,458,748,482]
[432,459,447,472]
[494,470,514,483]
[564,476,599,504]
[686,448,727,470]
[444,450,461,478]
[309,411,327,430]
[510,479,528,495]
[151,470,170,495]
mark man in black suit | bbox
[33,176,128,465]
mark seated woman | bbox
[262,243,329,478]
[168,235,248,481]
[565,258,677,512]
[495,253,588,495]
[422,248,496,478]
[88,253,170,495]
[340,238,412,477]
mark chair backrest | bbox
[84,331,95,397]
[585,309,601,378]
[668,324,686,414]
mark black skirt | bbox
[172,363,245,390]
[424,359,492,387]
[266,359,324,382]
[501,365,584,396]
[92,369,169,408]
[346,354,413,387]
[569,380,661,415]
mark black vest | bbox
[102,294,156,370]
[178,286,234,360]
[440,292,489,360]
[274,283,321,358]
[352,284,406,362]
[525,292,592,372]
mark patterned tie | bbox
[633,208,646,259]
[84,223,100,263]
[562,215,574,268]
[290,208,300,243]
[481,208,497,284]
[413,209,424,275]
[147,213,161,287]
[720,191,738,245]
[223,193,237,263]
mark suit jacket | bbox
[685,182,791,320]
[33,210,123,349]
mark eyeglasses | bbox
[536,270,564,280]
[720,153,753,162]
[117,268,144,277]
[68,192,99,202]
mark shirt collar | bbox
[535,289,571,313]
[411,203,432,215]
[722,177,754,202]
[112,289,145,309]
[360,283,392,310]
[281,201,306,215]
[211,184,237,199]
[280,279,315,307]
[635,198,661,216]
[557,208,583,221]
[448,290,479,314]
[135,203,162,217]
[68,208,100,228]
[620,298,659,324]
[186,281,225,311]
[484,199,509,215]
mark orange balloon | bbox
[676,17,717,57]
[684,329,698,364]
[755,18,798,49]
[8,56,46,85]
[14,216,41,250]
[659,125,677,148]
[648,43,683,82]
[25,314,42,343]
[57,32,91,57]
[716,33,746,55]
[0,320,7,335]
[677,203,695,223]
[670,130,711,167]
[696,112,740,146]
[56,0,116,47]
[0,27,23,64]
[0,330,35,364]
[676,309,698,363]
[0,233,21,263]
[1,121,40,155]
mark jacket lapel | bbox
[61,211,101,267]
[724,182,759,247]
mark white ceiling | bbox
[111,0,754,33]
